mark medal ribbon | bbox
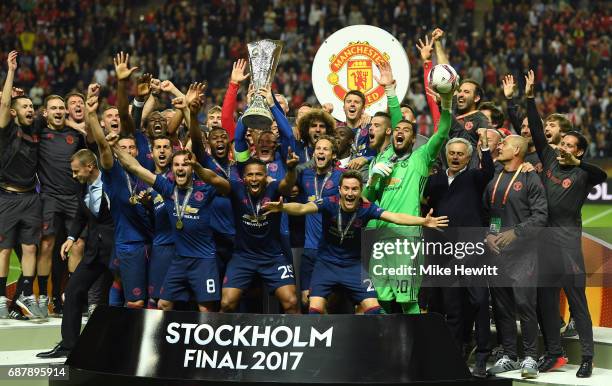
[313,170,332,201]
[173,186,193,224]
[337,203,357,244]
[491,165,523,206]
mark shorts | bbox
[300,248,317,291]
[370,250,422,303]
[148,244,175,299]
[160,256,220,303]
[41,193,79,237]
[116,242,149,302]
[310,259,377,303]
[213,232,234,278]
[223,254,295,293]
[0,189,41,248]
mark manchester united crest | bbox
[313,25,410,121]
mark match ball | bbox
[428,64,459,93]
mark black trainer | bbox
[576,359,593,378]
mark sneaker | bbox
[487,355,520,375]
[538,354,568,372]
[87,304,97,319]
[491,345,504,362]
[51,297,63,317]
[521,356,539,379]
[576,359,593,378]
[16,294,43,319]
[8,309,28,320]
[0,296,9,318]
[562,318,578,338]
[38,295,49,318]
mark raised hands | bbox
[431,28,444,41]
[502,74,515,99]
[136,73,152,97]
[87,83,101,99]
[416,35,434,62]
[113,51,138,81]
[186,82,206,113]
[160,80,176,93]
[6,50,18,72]
[86,95,99,114]
[231,59,250,84]
[150,78,161,95]
[171,96,187,110]
[373,61,394,87]
[524,69,535,98]
[11,87,24,97]
[286,147,299,169]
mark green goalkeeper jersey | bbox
[365,109,451,229]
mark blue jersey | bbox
[135,131,155,172]
[266,160,290,236]
[151,170,174,246]
[315,196,384,266]
[152,175,217,259]
[297,167,343,249]
[228,179,284,260]
[204,156,239,236]
[102,160,153,244]
[336,121,375,158]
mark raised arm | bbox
[374,61,402,128]
[270,90,296,159]
[185,82,208,163]
[222,59,250,140]
[86,96,114,170]
[423,88,454,160]
[113,52,139,136]
[278,148,299,196]
[502,74,522,133]
[524,69,547,159]
[108,133,156,186]
[187,155,231,195]
[432,28,449,65]
[417,35,441,131]
[135,74,154,129]
[0,51,18,129]
[380,208,449,228]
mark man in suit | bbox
[37,148,114,358]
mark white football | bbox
[428,64,459,93]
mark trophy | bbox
[242,39,283,129]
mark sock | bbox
[38,275,49,296]
[0,277,7,297]
[109,280,124,307]
[308,307,323,314]
[22,276,34,296]
[364,306,383,315]
[400,301,420,315]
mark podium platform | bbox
[50,307,510,385]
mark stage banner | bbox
[587,179,612,203]
[67,308,472,383]
[312,25,410,122]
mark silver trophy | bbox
[242,39,283,129]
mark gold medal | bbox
[129,195,138,205]
[176,219,184,230]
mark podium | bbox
[52,307,510,385]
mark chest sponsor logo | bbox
[185,205,199,214]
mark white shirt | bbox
[446,166,467,186]
[84,172,104,216]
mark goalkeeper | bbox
[363,81,454,314]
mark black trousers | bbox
[61,261,113,349]
[429,286,490,357]
[491,286,538,358]
[538,285,593,359]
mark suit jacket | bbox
[68,181,114,265]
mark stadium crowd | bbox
[0,0,609,382]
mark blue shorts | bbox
[116,242,149,302]
[148,244,175,299]
[160,256,220,303]
[223,254,295,293]
[309,259,377,303]
[300,248,317,291]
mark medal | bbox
[173,186,193,231]
[247,192,262,225]
[337,204,357,244]
[129,195,138,205]
[125,170,139,205]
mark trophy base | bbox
[242,112,273,129]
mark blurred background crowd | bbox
[0,0,609,157]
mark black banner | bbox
[66,308,476,384]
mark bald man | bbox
[483,135,548,379]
